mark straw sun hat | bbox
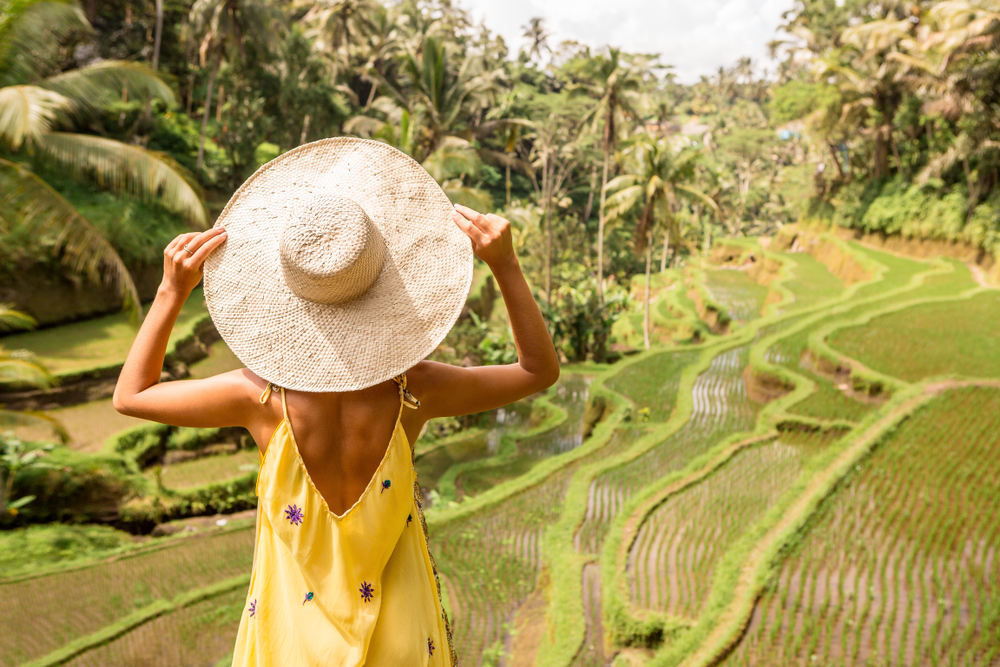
[202,137,473,393]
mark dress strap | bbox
[258,382,291,421]
[392,374,420,410]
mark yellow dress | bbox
[232,376,456,666]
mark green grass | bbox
[780,252,844,311]
[188,340,244,379]
[156,450,260,490]
[829,290,1000,381]
[720,387,1000,666]
[849,243,931,298]
[0,524,138,579]
[2,289,208,377]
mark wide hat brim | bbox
[203,137,473,392]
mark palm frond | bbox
[343,114,386,137]
[41,60,176,116]
[0,0,85,86]
[440,180,492,211]
[676,184,721,216]
[0,85,72,149]
[422,136,480,182]
[0,347,53,388]
[39,133,207,226]
[0,305,36,332]
[0,409,68,443]
[0,157,142,317]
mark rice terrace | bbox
[2,0,1000,665]
[4,227,999,667]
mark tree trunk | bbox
[544,157,553,309]
[215,84,225,122]
[505,162,511,208]
[144,0,164,121]
[826,141,845,180]
[596,150,610,302]
[300,114,311,145]
[365,79,379,109]
[197,47,222,172]
[644,229,652,350]
[583,163,597,222]
[660,230,670,273]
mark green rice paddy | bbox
[3,237,998,667]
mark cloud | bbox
[458,0,790,82]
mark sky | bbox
[457,0,792,83]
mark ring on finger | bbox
[183,244,195,255]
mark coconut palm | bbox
[344,98,491,210]
[187,0,285,170]
[605,136,718,349]
[576,48,650,301]
[522,17,551,62]
[376,36,502,162]
[0,0,207,314]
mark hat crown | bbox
[279,193,386,305]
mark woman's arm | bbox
[112,227,260,429]
[406,205,560,419]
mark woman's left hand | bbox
[451,205,516,269]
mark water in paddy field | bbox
[576,344,758,555]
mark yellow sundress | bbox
[232,376,456,666]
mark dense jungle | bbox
[1,0,999,665]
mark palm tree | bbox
[605,136,718,349]
[0,0,207,314]
[344,98,491,210]
[525,97,583,307]
[298,0,377,81]
[187,0,284,171]
[375,36,502,162]
[577,48,649,301]
[892,2,1000,217]
[522,17,550,62]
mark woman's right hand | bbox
[160,226,228,297]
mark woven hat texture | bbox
[203,137,473,392]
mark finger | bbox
[451,210,486,247]
[454,204,488,232]
[183,226,225,255]
[171,233,200,260]
[164,233,191,254]
[190,228,228,264]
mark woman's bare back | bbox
[251,376,404,516]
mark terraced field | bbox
[720,386,1000,667]
[0,526,254,667]
[576,344,759,555]
[627,431,836,619]
[5,232,998,667]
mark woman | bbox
[113,138,559,666]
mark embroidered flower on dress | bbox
[428,638,435,656]
[285,504,304,525]
[303,592,314,606]
[359,581,375,602]
[381,479,391,494]
[249,599,257,617]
